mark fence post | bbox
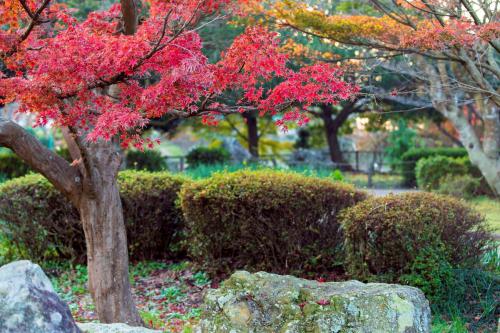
[368,163,374,188]
[179,157,185,172]
[355,151,359,172]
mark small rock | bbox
[197,271,431,333]
[78,322,163,333]
[0,260,81,333]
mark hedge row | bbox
[0,170,491,284]
[415,155,492,197]
[401,147,468,187]
[180,170,367,275]
[341,192,490,283]
[415,155,469,191]
[0,171,187,262]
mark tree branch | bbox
[0,118,82,205]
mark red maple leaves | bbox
[0,1,358,147]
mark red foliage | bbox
[0,1,357,147]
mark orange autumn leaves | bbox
[267,0,499,51]
[0,0,25,27]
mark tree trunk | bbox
[447,109,500,196]
[79,181,142,325]
[320,105,353,171]
[427,61,500,196]
[244,112,259,158]
[74,139,142,325]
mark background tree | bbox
[267,0,500,194]
[0,0,358,325]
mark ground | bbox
[47,258,498,333]
[468,197,500,233]
[49,261,211,333]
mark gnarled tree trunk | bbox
[79,181,141,324]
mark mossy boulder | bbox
[196,271,430,333]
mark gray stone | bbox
[0,260,81,333]
[78,322,162,333]
[196,271,431,333]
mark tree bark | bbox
[79,181,140,324]
[0,118,142,324]
[427,61,500,196]
[447,109,500,195]
[77,139,143,326]
[244,112,259,158]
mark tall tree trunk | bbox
[76,2,142,324]
[244,112,259,158]
[320,105,354,171]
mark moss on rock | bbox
[196,271,431,333]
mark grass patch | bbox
[468,196,500,232]
[431,316,469,333]
[180,163,403,188]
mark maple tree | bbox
[266,0,500,195]
[0,0,358,325]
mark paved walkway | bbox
[366,188,420,197]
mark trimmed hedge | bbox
[125,150,167,171]
[119,170,187,258]
[415,155,469,191]
[340,192,491,282]
[0,171,188,262]
[401,147,468,187]
[186,146,230,167]
[0,174,81,261]
[180,170,368,276]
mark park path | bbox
[366,188,420,197]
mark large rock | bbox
[197,271,431,333]
[78,323,162,333]
[0,260,81,333]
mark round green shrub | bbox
[0,171,188,262]
[340,192,491,282]
[180,170,368,276]
[415,155,469,191]
[186,146,230,167]
[401,147,468,187]
[437,174,481,199]
[125,149,167,171]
